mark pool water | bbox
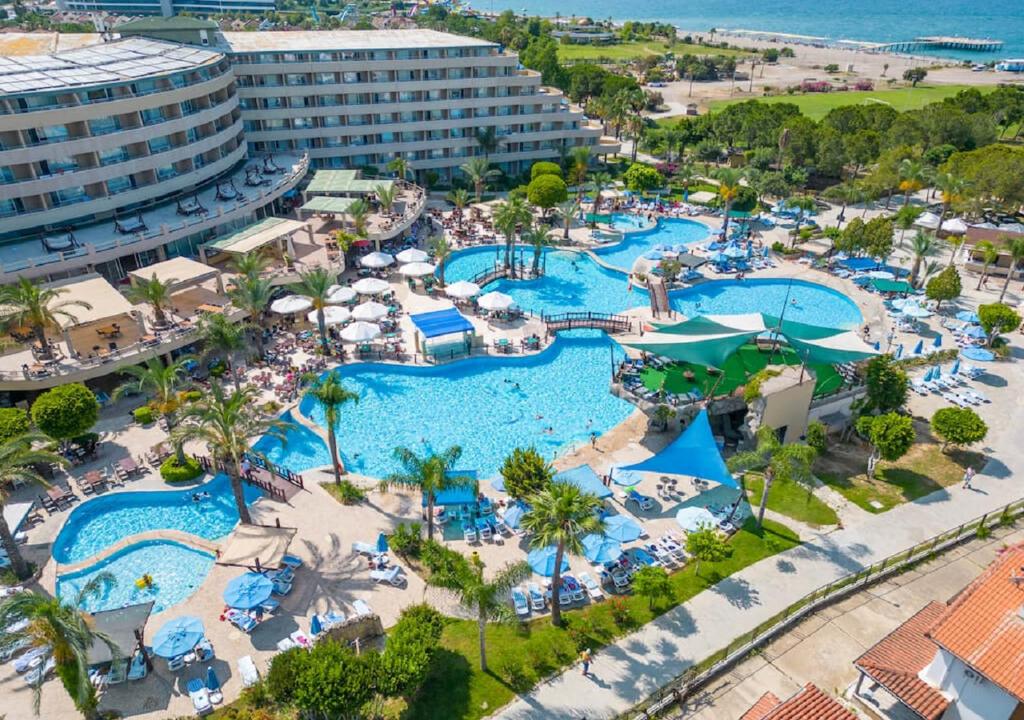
[594,217,710,271]
[52,473,261,565]
[57,540,214,614]
[258,331,634,478]
[609,213,651,232]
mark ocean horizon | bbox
[474,0,1024,60]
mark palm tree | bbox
[387,156,412,181]
[288,267,335,357]
[196,313,248,391]
[427,553,531,671]
[303,373,358,486]
[0,433,65,579]
[833,183,865,226]
[728,427,816,528]
[676,161,696,202]
[975,240,1000,290]
[521,481,602,626]
[474,126,502,160]
[0,580,119,719]
[626,114,646,163]
[124,274,175,328]
[932,172,967,241]
[784,195,817,247]
[431,234,452,288]
[894,204,922,248]
[493,196,533,278]
[113,357,192,463]
[173,383,290,525]
[375,183,397,214]
[460,157,499,203]
[714,168,744,239]
[567,146,591,194]
[897,158,928,207]
[0,278,92,360]
[227,275,274,358]
[522,225,552,277]
[229,251,271,281]
[590,171,613,218]
[998,237,1024,302]
[663,125,684,163]
[381,445,475,541]
[555,198,581,240]
[908,231,939,287]
[346,198,371,247]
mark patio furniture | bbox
[188,677,213,716]
[238,656,260,688]
[527,583,546,610]
[579,572,604,600]
[511,587,530,617]
[351,599,373,617]
[114,213,147,234]
[370,566,405,586]
[42,232,77,253]
[176,196,207,216]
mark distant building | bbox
[853,543,1024,720]
[964,224,1024,280]
[115,16,219,46]
[740,682,857,720]
[56,0,274,17]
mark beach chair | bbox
[167,654,187,672]
[351,599,373,617]
[370,566,405,586]
[579,572,604,600]
[259,598,280,614]
[188,677,213,716]
[910,378,931,396]
[127,652,148,681]
[13,645,50,673]
[352,541,379,556]
[647,543,675,566]
[227,612,257,634]
[281,554,304,570]
[24,657,55,685]
[610,571,631,589]
[527,583,546,610]
[942,391,967,407]
[511,586,530,617]
[238,656,260,688]
[627,489,655,511]
[963,389,988,404]
[272,579,293,596]
[564,576,586,602]
[107,659,127,685]
[478,522,492,541]
[462,523,477,543]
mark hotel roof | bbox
[219,28,495,53]
[0,37,221,95]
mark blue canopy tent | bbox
[554,465,611,499]
[410,308,474,338]
[616,410,738,488]
[422,472,478,507]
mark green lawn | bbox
[706,84,990,120]
[743,472,839,527]
[402,517,800,720]
[639,345,845,400]
[558,40,746,62]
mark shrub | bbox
[527,174,568,210]
[324,479,365,505]
[632,565,673,609]
[133,406,155,425]
[500,446,554,500]
[978,303,1021,340]
[180,390,203,403]
[930,407,988,450]
[925,266,961,308]
[266,647,309,704]
[31,383,99,440]
[608,597,633,627]
[160,455,203,483]
[0,407,29,443]
[864,355,909,413]
[530,161,562,180]
[623,163,665,192]
[805,420,828,453]
[378,604,445,697]
[389,521,423,558]
[499,658,537,693]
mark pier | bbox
[867,36,1003,53]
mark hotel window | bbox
[238,98,255,110]
[400,132,416,142]
[106,176,133,195]
[156,165,177,181]
[371,50,390,61]
[0,166,14,184]
[285,74,307,86]
[374,93,394,104]
[316,72,336,85]
[186,128,200,144]
[0,198,23,216]
[424,70,441,81]
[380,132,395,143]
[349,115,369,126]
[264,119,287,130]
[399,112,415,123]
[375,113,392,124]
[282,53,299,62]
[17,94,59,110]
[317,52,335,62]
[430,148,445,159]
[132,79,157,95]
[264,97,284,109]
[427,90,443,101]
[449,68,465,80]
[450,127,463,138]
[324,137,343,147]
[399,91,415,103]
[429,130,444,141]
[428,110,443,121]
[371,71,390,83]
[323,116,341,127]
[450,109,464,120]
[395,50,411,60]
[180,100,198,116]
[141,108,165,126]
[40,157,77,175]
[50,187,88,206]
[34,124,70,144]
[148,137,172,154]
[343,71,359,84]
[320,95,341,107]
[83,88,114,103]
[396,70,414,81]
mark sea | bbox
[476,0,1024,60]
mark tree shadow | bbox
[401,648,471,720]
[711,576,761,609]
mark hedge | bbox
[133,406,155,425]
[160,455,203,483]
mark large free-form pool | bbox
[593,217,710,271]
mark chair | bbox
[188,677,213,716]
[527,583,546,610]
[351,599,373,617]
[238,656,260,688]
[579,572,604,600]
[511,586,530,617]
[13,645,50,673]
[281,554,304,570]
[352,541,378,556]
[127,652,148,681]
[462,523,477,543]
[259,598,280,614]
[107,659,127,685]
[627,489,655,511]
[272,579,293,596]
[167,655,187,672]
[370,566,405,586]
[478,522,492,541]
[565,576,585,602]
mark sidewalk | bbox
[492,401,1024,719]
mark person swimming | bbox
[191,491,211,502]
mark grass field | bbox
[743,472,840,527]
[704,84,989,120]
[558,40,746,62]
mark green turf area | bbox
[704,84,990,120]
[401,517,799,720]
[557,40,746,62]
[743,472,839,527]
[638,345,844,399]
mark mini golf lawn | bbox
[639,345,843,399]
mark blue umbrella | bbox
[902,304,932,318]
[950,358,960,375]
[912,340,924,355]
[654,244,672,252]
[932,334,942,348]
[873,341,881,351]
[151,616,204,658]
[603,515,642,542]
[223,572,274,610]
[502,502,527,529]
[710,252,729,265]
[894,344,904,360]
[923,366,934,382]
[962,347,995,362]
[675,506,717,532]
[582,533,622,564]
[723,244,746,259]
[643,250,665,261]
[489,475,506,493]
[206,666,221,692]
[310,614,323,636]
[527,545,569,576]
[956,311,979,323]
[962,325,987,339]
[375,532,389,553]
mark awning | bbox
[217,524,297,570]
[87,601,153,664]
[626,330,759,368]
[787,331,880,364]
[3,501,33,535]
[618,409,737,488]
[128,257,220,292]
[205,217,308,254]
[554,464,611,499]
[411,308,474,339]
[306,169,393,195]
[423,471,479,506]
[870,278,915,294]
[40,275,136,328]
[676,252,707,269]
[299,196,358,214]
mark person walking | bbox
[580,648,592,676]
[962,466,976,489]
[240,457,254,481]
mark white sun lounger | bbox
[351,599,373,617]
[511,586,530,617]
[527,582,546,610]
[238,656,260,688]
[578,572,604,600]
[188,677,213,716]
[370,566,405,586]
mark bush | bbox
[323,479,365,505]
[160,455,203,483]
[527,174,568,210]
[805,420,828,453]
[378,604,445,697]
[931,407,988,450]
[0,407,29,443]
[31,383,99,441]
[389,521,423,557]
[530,161,562,180]
[623,163,665,192]
[133,406,155,425]
[180,390,203,403]
[266,647,309,704]
[608,597,633,628]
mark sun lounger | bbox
[167,654,187,671]
[13,645,50,673]
[962,389,988,404]
[281,554,304,569]
[370,566,405,586]
[352,541,380,556]
[1,637,31,662]
[188,676,214,715]
[627,489,654,511]
[127,652,148,681]
[511,586,530,617]
[942,391,967,407]
[564,576,586,602]
[227,611,257,634]
[910,378,931,396]
[107,658,127,685]
[351,599,373,617]
[579,572,604,600]
[276,637,299,652]
[320,610,346,629]
[238,656,260,688]
[265,567,293,583]
[24,656,55,685]
[462,524,477,543]
[272,579,293,596]
[527,583,546,610]
[610,571,631,589]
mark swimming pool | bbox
[256,331,634,478]
[56,540,214,614]
[594,217,710,271]
[52,473,261,565]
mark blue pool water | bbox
[594,217,710,271]
[52,473,261,564]
[609,213,652,232]
[57,540,214,614]
[257,331,634,478]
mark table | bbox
[83,471,105,490]
[196,304,225,314]
[118,458,138,475]
[47,487,70,505]
[95,326,121,338]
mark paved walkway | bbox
[493,378,1024,719]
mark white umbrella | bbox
[477,291,515,311]
[307,306,350,326]
[867,270,895,280]
[400,261,436,278]
[942,218,968,235]
[352,277,389,295]
[445,280,481,299]
[360,251,394,269]
[396,248,429,263]
[352,301,388,322]
[339,321,380,342]
[326,285,356,304]
[270,295,312,314]
[675,506,718,533]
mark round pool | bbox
[594,216,710,271]
[57,540,214,614]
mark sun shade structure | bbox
[554,464,611,499]
[870,278,915,294]
[128,256,221,293]
[339,321,380,342]
[445,280,481,299]
[298,195,358,215]
[603,515,643,542]
[151,615,205,658]
[675,506,718,532]
[216,524,297,570]
[410,308,474,339]
[360,251,395,269]
[352,301,388,322]
[396,248,429,263]
[87,601,153,664]
[400,261,437,277]
[223,572,274,610]
[527,545,569,576]
[34,275,136,328]
[326,285,357,304]
[305,169,394,196]
[477,291,516,311]
[270,295,313,314]
[618,409,738,488]
[203,217,310,256]
[582,533,622,563]
[351,277,390,295]
[308,306,351,326]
